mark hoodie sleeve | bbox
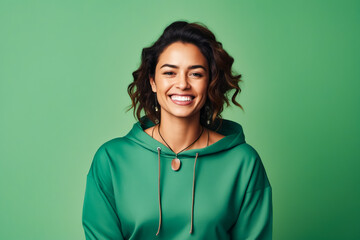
[230,153,273,240]
[82,145,124,240]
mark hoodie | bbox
[82,117,272,239]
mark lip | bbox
[169,93,195,97]
[169,94,195,106]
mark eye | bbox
[163,71,175,76]
[190,72,203,77]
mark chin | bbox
[170,110,201,120]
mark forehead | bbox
[157,42,208,68]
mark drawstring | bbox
[156,147,162,236]
[155,147,199,236]
[190,152,199,234]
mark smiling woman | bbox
[82,21,273,240]
[149,42,209,124]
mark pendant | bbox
[171,158,181,171]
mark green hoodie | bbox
[82,117,272,239]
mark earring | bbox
[154,93,160,124]
[205,105,211,125]
[154,94,159,112]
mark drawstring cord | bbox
[155,147,200,236]
[190,152,199,234]
[156,147,162,236]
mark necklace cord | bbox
[207,129,209,147]
[158,124,204,155]
[152,125,155,138]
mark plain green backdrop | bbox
[1,0,359,239]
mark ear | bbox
[149,75,157,93]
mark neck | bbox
[157,113,203,154]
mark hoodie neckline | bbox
[125,116,246,158]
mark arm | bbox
[230,154,273,240]
[82,145,124,240]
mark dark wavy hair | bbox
[127,20,243,127]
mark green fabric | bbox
[82,117,272,239]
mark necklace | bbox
[157,124,204,171]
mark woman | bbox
[82,21,272,239]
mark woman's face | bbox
[150,42,209,121]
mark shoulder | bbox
[235,143,271,192]
[98,136,133,152]
[230,142,261,163]
[91,137,131,166]
[87,137,131,180]
[240,143,260,158]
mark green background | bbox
[1,0,359,239]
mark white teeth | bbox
[171,95,193,101]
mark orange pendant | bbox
[171,158,181,171]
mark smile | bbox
[171,95,193,101]
[170,95,194,105]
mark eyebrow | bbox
[160,64,207,71]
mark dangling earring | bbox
[205,105,212,125]
[207,113,212,125]
[154,93,160,124]
[154,93,159,112]
[207,118,211,125]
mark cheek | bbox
[197,85,208,106]
[156,79,172,96]
[199,83,209,96]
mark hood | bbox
[124,116,246,236]
[125,116,246,157]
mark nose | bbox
[176,72,190,90]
